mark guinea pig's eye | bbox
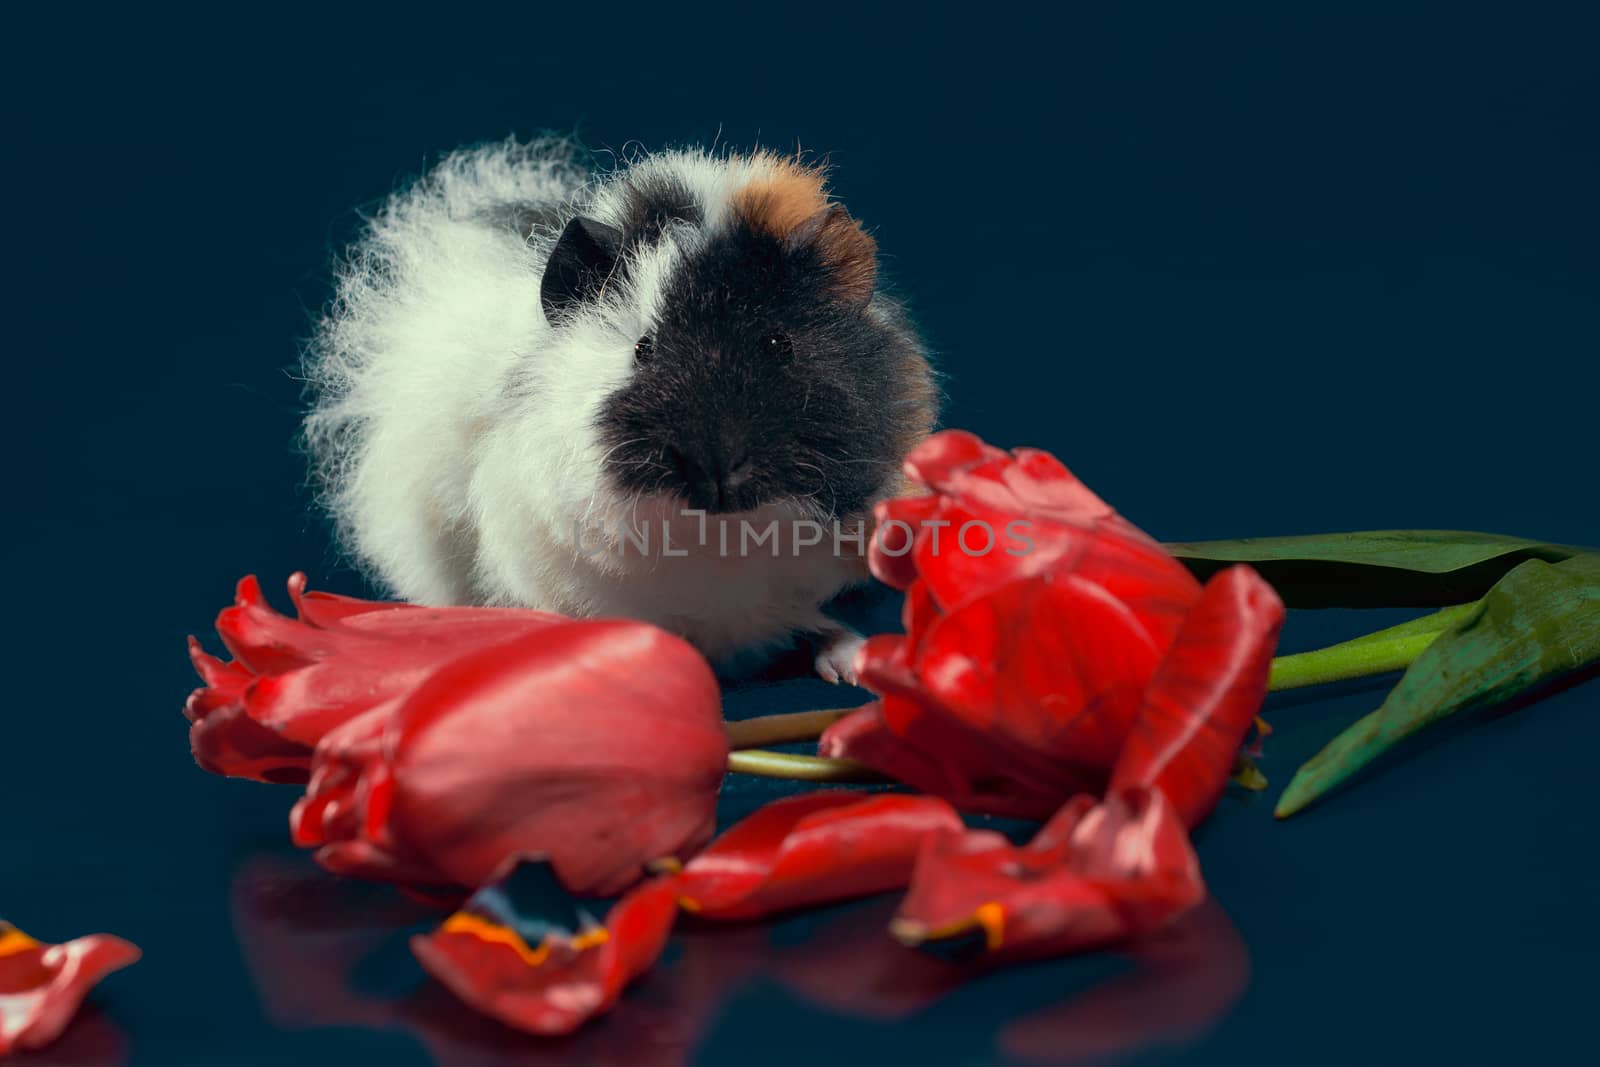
[766,333,793,357]
[634,335,655,362]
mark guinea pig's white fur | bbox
[305,138,917,669]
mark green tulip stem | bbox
[1266,601,1479,692]
[726,749,887,782]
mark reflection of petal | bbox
[9,1004,130,1067]
[0,923,141,1055]
[1111,565,1285,828]
[228,854,427,1032]
[997,899,1251,1065]
[229,852,761,1067]
[894,787,1205,964]
[768,897,965,1022]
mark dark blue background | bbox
[7,4,1597,1065]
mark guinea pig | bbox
[304,138,937,680]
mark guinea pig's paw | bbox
[814,630,867,686]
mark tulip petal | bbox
[911,575,1160,767]
[893,787,1204,964]
[899,428,1009,488]
[907,495,1200,636]
[285,570,416,627]
[820,702,1076,819]
[673,792,966,919]
[871,493,942,590]
[190,703,316,785]
[838,575,1161,818]
[885,432,1202,636]
[412,861,680,1036]
[215,575,347,674]
[1110,566,1286,828]
[0,922,141,1054]
[188,576,579,781]
[291,620,726,896]
[289,708,450,886]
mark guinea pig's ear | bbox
[786,203,877,307]
[541,216,625,323]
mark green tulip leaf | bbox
[1166,530,1590,608]
[1275,555,1600,818]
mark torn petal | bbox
[411,861,679,1036]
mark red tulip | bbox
[290,621,729,896]
[0,921,140,1054]
[413,792,963,1035]
[890,785,1204,963]
[820,430,1284,824]
[185,574,572,783]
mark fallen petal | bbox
[0,922,141,1054]
[674,792,966,919]
[412,861,679,1036]
[893,787,1204,964]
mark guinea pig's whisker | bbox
[792,460,838,515]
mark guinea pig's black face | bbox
[565,196,932,518]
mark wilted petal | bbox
[893,787,1204,964]
[1110,566,1286,828]
[0,922,140,1054]
[412,861,680,1036]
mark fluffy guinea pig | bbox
[305,138,937,679]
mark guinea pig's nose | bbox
[666,444,753,513]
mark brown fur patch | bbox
[807,206,879,305]
[732,155,830,237]
[733,155,879,305]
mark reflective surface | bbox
[8,5,1599,1064]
